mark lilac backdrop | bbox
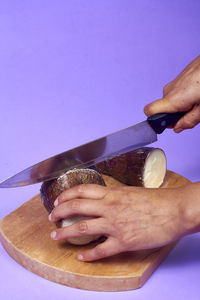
[0,1,200,299]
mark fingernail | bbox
[54,198,58,206]
[77,254,84,261]
[174,127,183,133]
[48,213,52,221]
[51,231,57,239]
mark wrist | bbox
[179,182,200,236]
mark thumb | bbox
[144,97,177,117]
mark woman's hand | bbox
[48,182,200,261]
[144,55,200,133]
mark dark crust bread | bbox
[40,168,106,214]
[95,147,165,187]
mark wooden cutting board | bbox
[0,171,190,291]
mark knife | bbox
[0,112,185,188]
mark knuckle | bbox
[106,189,126,203]
[77,184,88,194]
[170,100,182,111]
[120,234,134,249]
[78,221,88,233]
[121,188,135,199]
[70,200,81,211]
[163,81,175,96]
[105,193,116,206]
[163,83,170,94]
[116,220,126,229]
[183,117,195,128]
[106,188,120,199]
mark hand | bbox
[48,183,200,261]
[144,55,200,133]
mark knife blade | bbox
[0,112,185,188]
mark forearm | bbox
[181,182,200,235]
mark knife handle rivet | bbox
[161,120,167,127]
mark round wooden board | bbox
[0,171,190,291]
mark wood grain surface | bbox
[0,171,190,291]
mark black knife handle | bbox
[147,112,186,134]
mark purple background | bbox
[0,1,200,299]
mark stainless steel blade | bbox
[0,120,157,188]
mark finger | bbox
[50,217,110,240]
[174,104,200,133]
[144,97,178,117]
[49,198,105,222]
[55,184,108,206]
[77,237,122,262]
